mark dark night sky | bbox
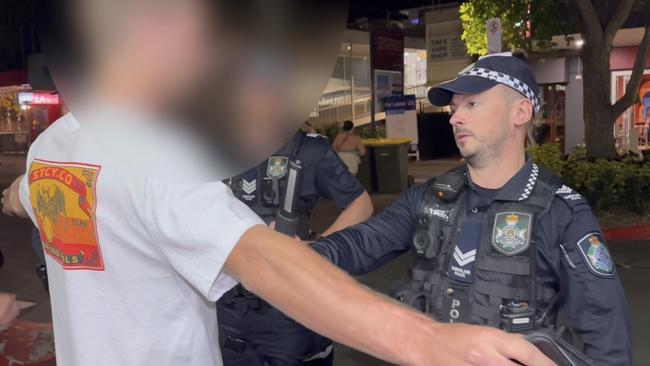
[347,0,463,22]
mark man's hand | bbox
[414,323,556,366]
[1,175,28,218]
[0,293,19,326]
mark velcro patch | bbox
[576,232,615,277]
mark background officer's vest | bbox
[394,166,562,328]
[227,132,311,238]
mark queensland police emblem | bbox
[266,156,288,179]
[492,212,532,255]
[577,233,615,277]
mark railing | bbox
[404,84,429,101]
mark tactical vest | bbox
[394,164,562,329]
[227,132,311,238]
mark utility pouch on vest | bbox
[499,299,535,333]
[440,284,471,323]
[397,288,432,314]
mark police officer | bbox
[219,126,373,366]
[311,55,633,365]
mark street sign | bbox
[486,18,502,54]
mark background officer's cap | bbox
[427,55,540,113]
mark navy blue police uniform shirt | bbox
[298,133,366,215]
[311,159,633,366]
[237,132,365,218]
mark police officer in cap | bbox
[311,55,633,365]
[219,124,373,366]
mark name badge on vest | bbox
[266,156,289,179]
[449,217,480,284]
[492,212,532,256]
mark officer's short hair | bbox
[502,85,534,123]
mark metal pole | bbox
[350,43,356,122]
[369,28,377,137]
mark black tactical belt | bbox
[223,284,268,310]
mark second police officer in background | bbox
[219,123,373,366]
[311,55,633,366]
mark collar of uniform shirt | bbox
[463,156,535,203]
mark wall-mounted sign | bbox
[385,95,418,143]
[371,27,405,71]
[427,34,467,62]
[374,70,403,113]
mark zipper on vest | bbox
[559,243,576,269]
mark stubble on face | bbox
[453,86,516,169]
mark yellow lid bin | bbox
[362,138,412,147]
[358,138,411,194]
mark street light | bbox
[576,39,585,48]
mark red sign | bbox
[18,92,60,105]
[371,26,405,72]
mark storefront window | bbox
[613,70,650,153]
[535,84,566,150]
[0,90,29,154]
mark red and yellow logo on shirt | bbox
[28,159,104,271]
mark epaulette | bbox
[555,184,590,211]
[306,132,328,139]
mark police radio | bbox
[274,160,303,237]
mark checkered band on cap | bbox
[462,67,540,113]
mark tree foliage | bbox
[460,0,650,159]
[459,0,573,56]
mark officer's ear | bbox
[511,96,533,128]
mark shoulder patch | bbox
[555,185,589,210]
[576,232,615,277]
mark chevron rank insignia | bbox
[492,212,532,256]
[242,179,256,195]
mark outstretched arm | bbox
[227,225,555,366]
[320,191,373,237]
[311,184,425,275]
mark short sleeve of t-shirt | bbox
[140,179,264,301]
[18,139,38,222]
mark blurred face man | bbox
[81,0,214,111]
[449,85,533,169]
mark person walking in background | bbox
[333,120,365,174]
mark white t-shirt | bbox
[19,112,263,366]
